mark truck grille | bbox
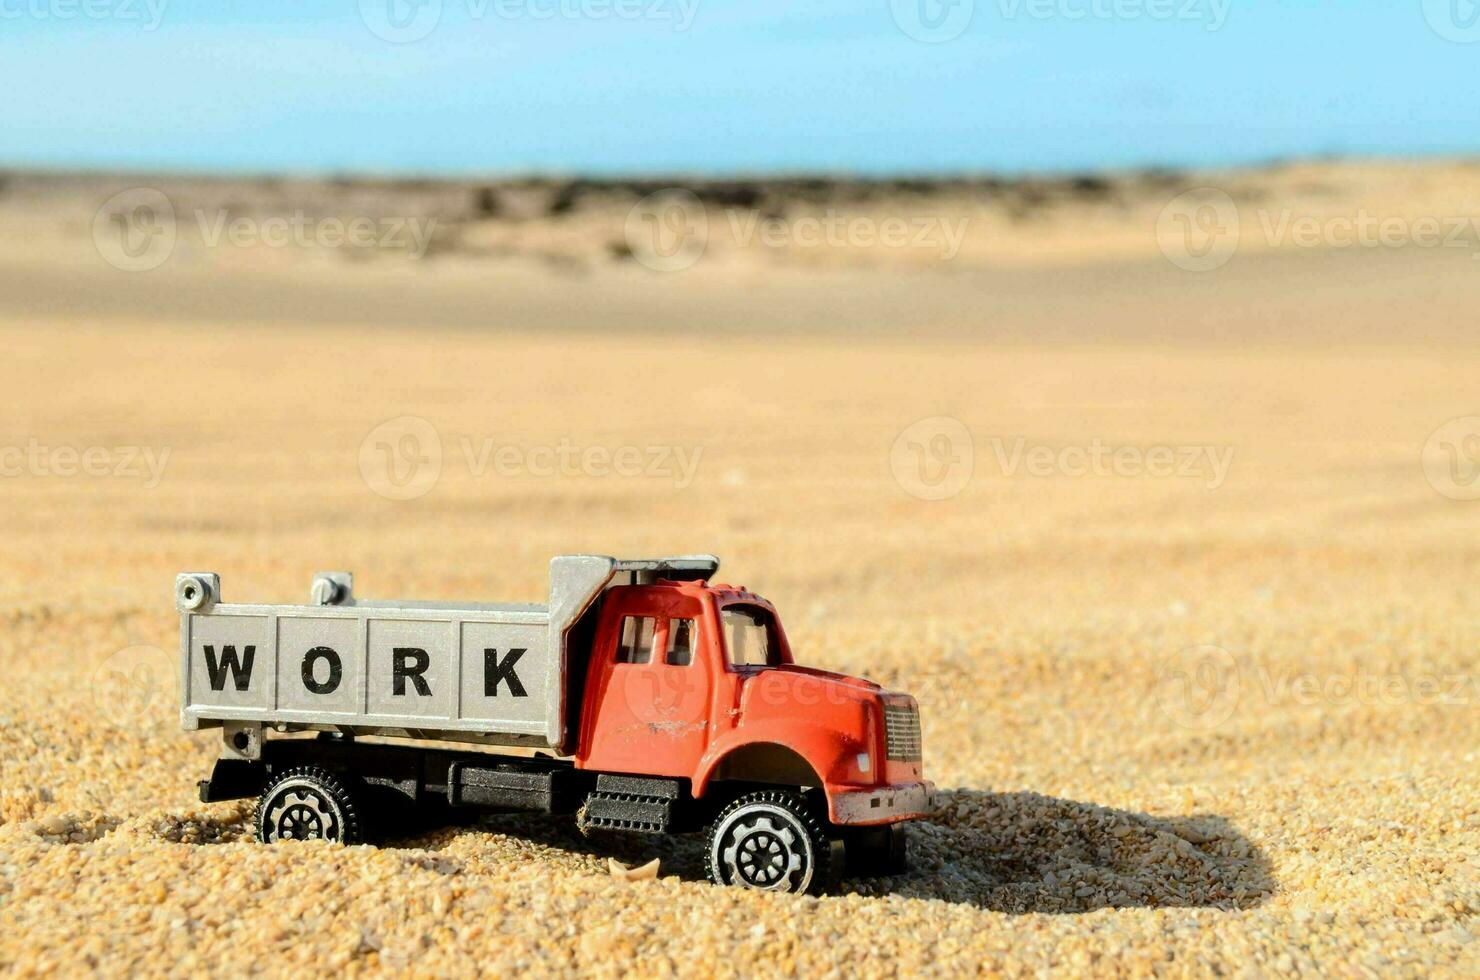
[883,703,922,762]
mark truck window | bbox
[722,607,777,667]
[616,616,655,664]
[665,618,696,666]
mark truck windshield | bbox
[722,606,779,667]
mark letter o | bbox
[301,645,343,695]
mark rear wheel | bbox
[255,766,363,844]
[706,790,834,895]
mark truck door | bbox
[579,590,711,777]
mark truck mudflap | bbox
[197,757,267,803]
[828,780,933,826]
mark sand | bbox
[0,162,1476,976]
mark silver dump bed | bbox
[175,554,719,753]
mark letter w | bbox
[484,648,528,697]
[203,644,255,692]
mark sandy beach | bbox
[0,162,1475,975]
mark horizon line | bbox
[2,150,1474,186]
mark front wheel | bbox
[255,766,363,844]
[706,790,835,895]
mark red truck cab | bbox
[575,577,929,882]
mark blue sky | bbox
[1,1,1475,175]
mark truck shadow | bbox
[433,787,1275,913]
[839,788,1276,913]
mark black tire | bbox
[706,790,835,895]
[843,823,908,877]
[255,766,363,845]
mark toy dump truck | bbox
[176,555,928,893]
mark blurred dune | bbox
[3,160,1480,342]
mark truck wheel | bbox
[706,790,833,895]
[844,823,908,877]
[255,766,363,845]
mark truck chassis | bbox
[200,734,905,891]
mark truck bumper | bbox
[828,780,933,826]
